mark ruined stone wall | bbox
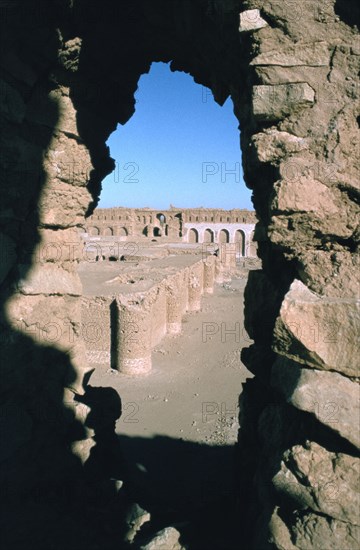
[85,206,257,241]
[80,256,216,373]
[235,3,360,548]
[0,0,358,548]
[0,2,104,546]
[84,205,258,254]
[81,296,112,366]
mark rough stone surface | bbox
[250,41,331,67]
[239,10,268,32]
[16,263,82,296]
[252,83,315,121]
[273,279,360,377]
[124,503,151,543]
[272,441,360,525]
[272,357,360,449]
[291,513,360,550]
[252,129,310,164]
[140,527,185,550]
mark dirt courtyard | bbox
[90,273,251,445]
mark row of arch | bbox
[87,226,256,255]
[87,226,168,238]
[187,228,256,256]
[188,227,247,243]
[88,226,128,237]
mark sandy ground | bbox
[90,274,252,445]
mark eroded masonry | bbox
[85,206,257,246]
[0,1,359,549]
[80,244,245,374]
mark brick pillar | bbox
[187,261,204,312]
[166,270,188,334]
[166,269,188,334]
[113,296,152,375]
[203,255,215,294]
[214,258,224,283]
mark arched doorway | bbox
[203,229,214,243]
[153,227,162,237]
[89,227,100,236]
[218,229,229,243]
[103,227,113,236]
[235,230,245,256]
[157,213,166,225]
[119,227,128,241]
[188,228,198,243]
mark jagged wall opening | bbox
[0,1,359,549]
[95,60,252,214]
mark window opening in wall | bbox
[78,61,257,543]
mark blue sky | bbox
[98,62,253,210]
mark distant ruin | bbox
[85,206,257,252]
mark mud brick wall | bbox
[81,296,112,366]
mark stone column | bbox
[166,270,188,334]
[114,295,152,375]
[187,261,204,312]
[203,255,215,294]
[150,284,167,347]
[214,258,224,284]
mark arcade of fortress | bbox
[84,206,258,252]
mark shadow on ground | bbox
[116,434,241,549]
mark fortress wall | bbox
[82,206,259,257]
[85,207,258,245]
[81,258,207,374]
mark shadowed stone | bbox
[272,441,360,525]
[273,279,360,377]
[292,512,360,550]
[0,79,26,123]
[0,233,17,284]
[271,357,360,448]
[252,83,315,121]
[140,526,184,550]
